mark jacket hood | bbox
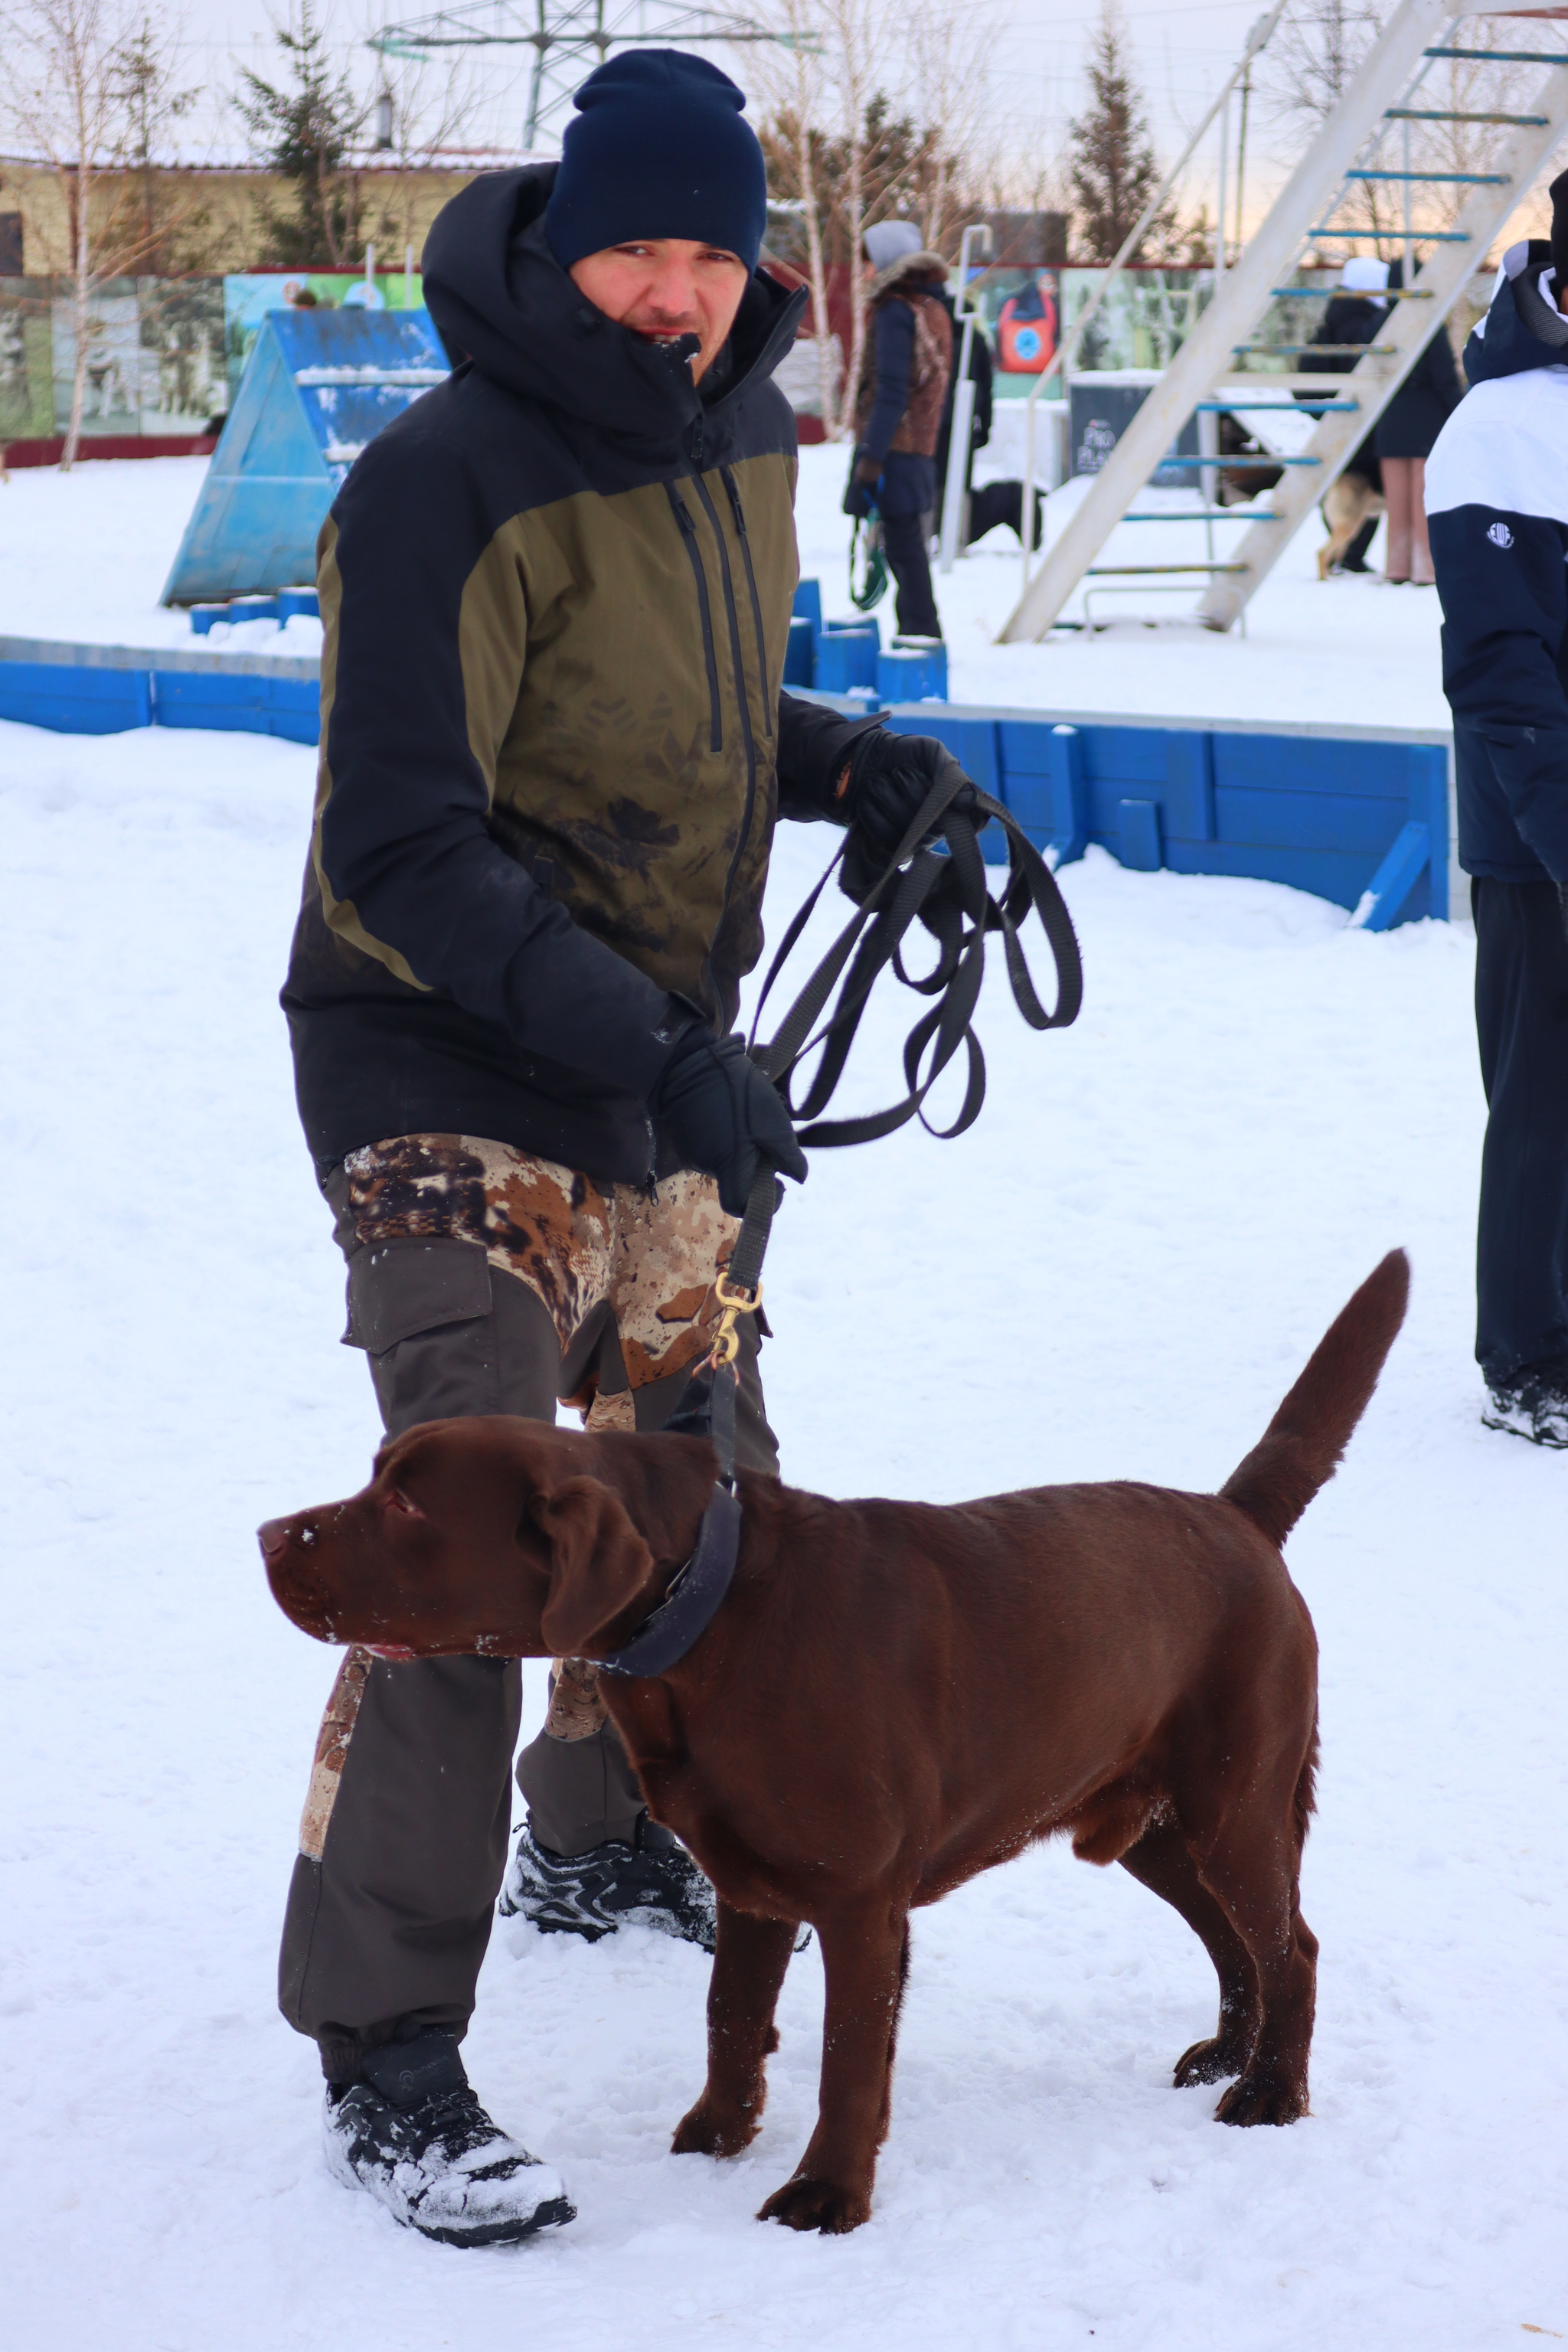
[1465,238,1568,387]
[868,250,950,304]
[421,164,807,452]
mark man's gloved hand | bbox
[841,728,989,877]
[842,448,881,519]
[651,1029,807,1217]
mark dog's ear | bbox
[534,1477,656,1657]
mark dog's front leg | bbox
[758,1900,910,2235]
[671,1903,799,2160]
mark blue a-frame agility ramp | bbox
[160,307,447,606]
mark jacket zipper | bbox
[665,482,723,753]
[720,466,773,739]
[688,467,762,974]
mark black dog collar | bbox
[596,1484,741,1678]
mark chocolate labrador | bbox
[262,1250,1408,2233]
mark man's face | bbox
[569,237,750,381]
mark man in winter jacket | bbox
[844,219,954,636]
[276,48,980,2245]
[1426,168,1568,1446]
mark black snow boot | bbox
[1482,1361,1568,1448]
[323,2032,574,2248]
[499,1813,719,1950]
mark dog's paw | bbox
[671,2096,760,2160]
[1173,2034,1247,2088]
[756,2175,871,2233]
[1214,2069,1307,2127]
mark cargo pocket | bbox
[343,1236,500,1436]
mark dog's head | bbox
[258,1417,717,1660]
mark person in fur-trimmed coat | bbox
[843,220,953,638]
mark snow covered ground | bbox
[2,694,1565,2345]
[0,441,1451,735]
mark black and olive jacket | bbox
[282,165,871,1183]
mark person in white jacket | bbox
[1426,172,1568,1444]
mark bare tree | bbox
[903,0,992,254]
[750,0,845,432]
[0,0,202,465]
[1265,2,1544,257]
[821,0,877,438]
[373,49,485,276]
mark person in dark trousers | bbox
[933,290,1040,548]
[276,49,988,2245]
[1426,170,1568,1446]
[1374,256,1462,583]
[1302,255,1389,572]
[844,219,952,636]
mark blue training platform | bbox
[160,308,448,606]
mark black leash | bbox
[597,776,1083,1680]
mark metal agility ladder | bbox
[998,0,1568,641]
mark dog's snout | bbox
[258,1518,289,1561]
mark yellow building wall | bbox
[0,161,485,279]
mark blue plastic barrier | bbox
[815,619,880,694]
[880,705,1449,925]
[877,639,948,702]
[0,641,321,746]
[0,659,152,733]
[0,635,1452,928]
[792,578,823,635]
[152,667,320,743]
[783,614,815,685]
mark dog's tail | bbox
[1220,1250,1410,1550]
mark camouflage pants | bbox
[341,1132,741,1742]
[282,1133,776,2074]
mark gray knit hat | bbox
[863,220,923,272]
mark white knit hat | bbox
[1340,255,1390,305]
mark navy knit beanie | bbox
[544,50,767,273]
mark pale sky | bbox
[174,1,1562,247]
[175,0,1289,200]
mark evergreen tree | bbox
[237,1,368,269]
[1067,2,1171,263]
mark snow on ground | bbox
[2,707,1565,2348]
[797,436,1451,732]
[0,456,325,660]
[0,442,1447,733]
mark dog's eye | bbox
[384,1487,423,1521]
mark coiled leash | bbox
[849,511,889,613]
[599,765,1083,1678]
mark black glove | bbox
[841,728,988,891]
[651,1029,808,1216]
[842,448,880,519]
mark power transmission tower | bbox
[369,2,776,149]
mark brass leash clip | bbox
[709,1270,763,1369]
